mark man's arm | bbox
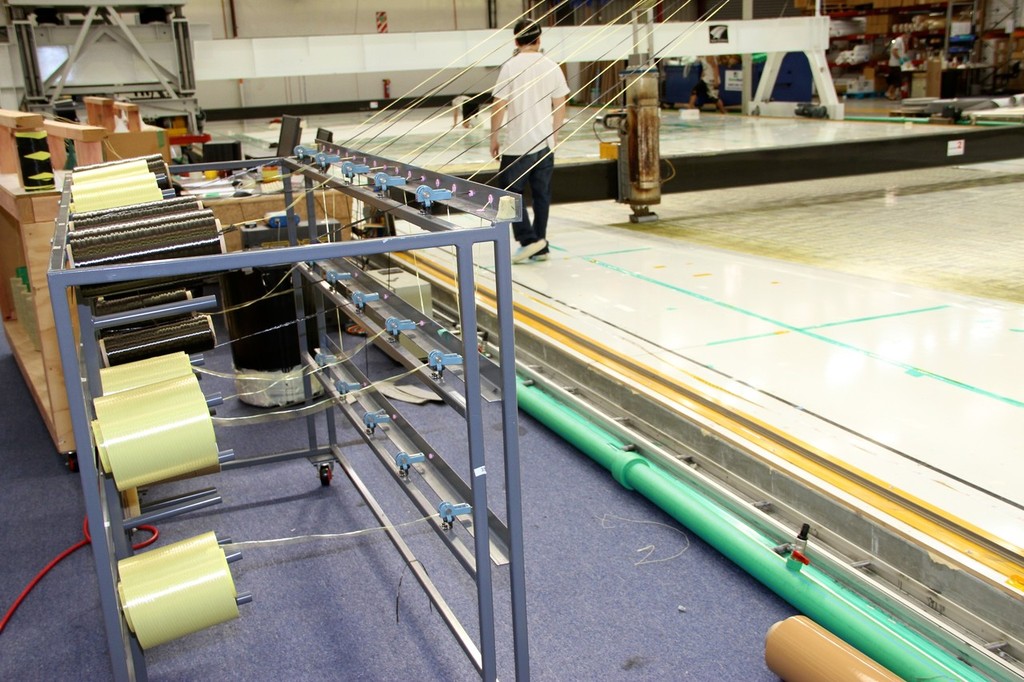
[551,96,567,147]
[490,98,507,158]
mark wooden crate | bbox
[0,173,73,454]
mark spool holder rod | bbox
[123,490,222,530]
[235,593,253,606]
[138,487,217,514]
[224,550,242,564]
[91,294,219,331]
[218,449,235,464]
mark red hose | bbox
[0,518,158,635]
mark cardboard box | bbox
[205,190,352,252]
[103,130,170,163]
[867,15,893,34]
[925,59,942,97]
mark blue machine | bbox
[662,54,813,108]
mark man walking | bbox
[490,20,570,263]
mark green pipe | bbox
[517,378,988,682]
[845,115,931,123]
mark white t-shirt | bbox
[889,36,907,68]
[492,51,570,156]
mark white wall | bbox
[196,66,497,109]
[190,17,833,110]
[184,0,523,39]
[183,0,522,108]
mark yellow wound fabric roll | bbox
[72,158,150,185]
[765,616,901,682]
[118,531,221,583]
[92,374,219,490]
[118,547,239,649]
[71,173,158,202]
[94,373,198,423]
[71,181,164,213]
[99,352,194,395]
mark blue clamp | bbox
[374,172,407,194]
[351,290,380,311]
[394,451,426,476]
[314,151,341,170]
[341,161,370,180]
[315,352,337,367]
[325,269,353,283]
[335,380,361,395]
[438,500,472,529]
[427,350,463,379]
[293,145,317,161]
[363,409,390,434]
[415,184,453,209]
[385,317,416,340]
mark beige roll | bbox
[99,352,195,395]
[92,374,219,489]
[117,531,221,583]
[72,158,150,184]
[70,181,164,213]
[118,546,239,649]
[765,616,901,682]
[71,173,159,202]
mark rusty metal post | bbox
[623,67,661,222]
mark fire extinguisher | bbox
[383,79,391,99]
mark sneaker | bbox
[511,239,548,263]
[529,252,549,262]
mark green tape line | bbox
[705,305,950,347]
[585,258,1023,409]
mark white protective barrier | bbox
[193,17,842,118]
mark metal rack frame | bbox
[47,152,529,681]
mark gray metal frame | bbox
[47,153,530,681]
[6,2,200,128]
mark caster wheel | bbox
[318,463,333,486]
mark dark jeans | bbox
[498,148,554,246]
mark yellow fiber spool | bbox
[99,352,194,395]
[118,547,239,649]
[94,373,197,423]
[92,374,219,490]
[71,179,163,213]
[72,158,150,184]
[71,173,158,199]
[118,531,221,583]
[70,177,157,206]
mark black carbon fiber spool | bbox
[93,289,193,316]
[70,209,214,240]
[15,130,55,192]
[220,268,318,372]
[69,197,202,230]
[79,276,199,301]
[99,315,215,366]
[69,216,221,268]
